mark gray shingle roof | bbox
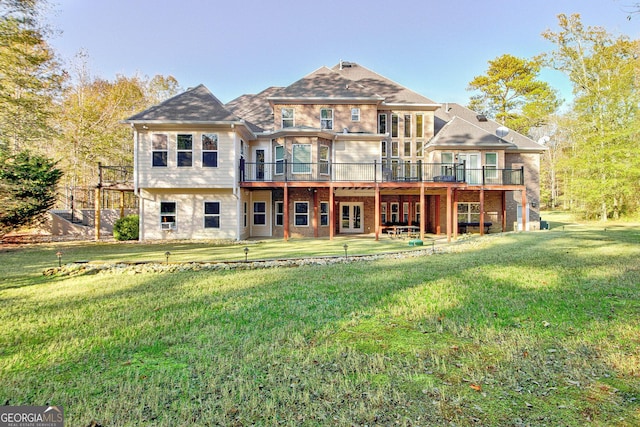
[434,103,545,152]
[331,62,438,105]
[226,86,283,132]
[125,84,240,123]
[270,66,383,100]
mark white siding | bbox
[137,129,237,189]
[139,189,238,240]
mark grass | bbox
[0,212,639,426]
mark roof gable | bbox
[125,84,240,122]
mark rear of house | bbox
[125,62,544,241]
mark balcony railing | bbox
[241,160,524,186]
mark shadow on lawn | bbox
[1,227,639,425]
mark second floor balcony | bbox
[241,160,524,186]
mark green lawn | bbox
[1,213,639,426]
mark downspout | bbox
[132,125,142,241]
[232,126,241,241]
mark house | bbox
[124,61,544,242]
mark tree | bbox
[0,0,64,153]
[541,14,640,220]
[0,150,62,236]
[467,54,560,135]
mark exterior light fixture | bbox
[343,243,348,259]
[56,251,63,267]
[164,251,171,264]
[244,246,249,262]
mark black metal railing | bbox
[98,163,134,187]
[241,160,524,185]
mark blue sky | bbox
[47,0,639,107]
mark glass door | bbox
[339,202,363,233]
[457,153,480,184]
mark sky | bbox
[46,0,639,107]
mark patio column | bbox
[479,188,485,236]
[284,184,289,241]
[446,186,452,242]
[521,189,528,231]
[420,183,425,240]
[502,191,507,232]
[374,184,380,241]
[435,195,441,234]
[329,183,335,240]
[313,189,319,238]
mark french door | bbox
[457,153,480,184]
[340,202,363,233]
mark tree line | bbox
[469,13,639,221]
[0,0,180,235]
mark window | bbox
[416,141,423,157]
[415,203,421,223]
[458,202,481,223]
[292,144,311,174]
[177,134,193,167]
[390,202,399,223]
[404,140,411,157]
[381,141,387,158]
[391,114,399,137]
[485,152,498,179]
[294,202,309,226]
[403,202,410,223]
[275,145,285,175]
[275,201,284,226]
[381,203,387,224]
[243,202,248,227]
[320,202,329,226]
[160,202,176,229]
[202,133,218,167]
[441,152,454,175]
[152,134,168,167]
[320,108,333,130]
[319,145,329,175]
[378,114,387,134]
[404,114,412,138]
[253,202,266,225]
[351,108,360,121]
[204,202,220,228]
[282,108,294,128]
[415,114,423,138]
[391,141,399,157]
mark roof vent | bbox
[476,114,488,122]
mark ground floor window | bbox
[381,203,387,223]
[403,202,410,223]
[415,202,421,223]
[203,201,220,228]
[320,202,329,226]
[295,201,309,226]
[243,202,248,227]
[458,202,481,223]
[160,202,176,229]
[275,201,284,226]
[390,202,399,223]
[254,202,266,225]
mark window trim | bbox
[319,144,330,176]
[320,201,329,226]
[457,202,481,223]
[485,152,498,179]
[390,202,399,223]
[391,114,399,137]
[415,114,424,138]
[404,114,412,138]
[351,108,360,122]
[151,133,168,167]
[253,201,267,226]
[176,133,193,167]
[282,108,294,128]
[381,202,388,224]
[294,201,309,227]
[160,201,177,230]
[202,133,218,168]
[275,201,284,226]
[320,108,333,130]
[275,145,285,175]
[378,113,387,134]
[203,201,221,229]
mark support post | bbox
[374,184,380,241]
[329,184,335,240]
[479,188,485,236]
[521,189,528,232]
[446,186,452,242]
[420,183,425,240]
[94,186,101,241]
[284,184,289,241]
